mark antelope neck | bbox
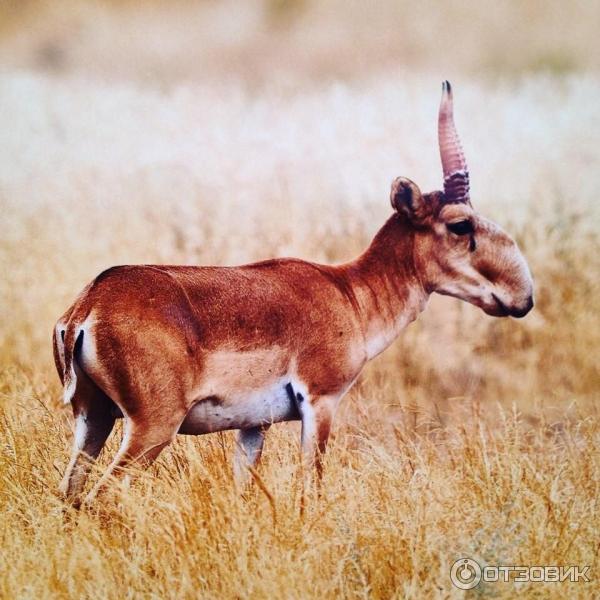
[340,215,430,360]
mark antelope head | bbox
[391,81,534,318]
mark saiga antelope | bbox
[54,82,533,506]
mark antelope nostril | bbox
[511,295,534,318]
[526,295,534,311]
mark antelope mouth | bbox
[491,293,510,317]
[490,293,533,319]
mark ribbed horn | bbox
[438,81,470,203]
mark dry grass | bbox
[1,390,599,598]
[1,2,600,598]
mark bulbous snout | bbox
[482,232,535,319]
[487,252,534,318]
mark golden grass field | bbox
[1,1,599,598]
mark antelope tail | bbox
[61,327,84,405]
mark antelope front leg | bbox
[297,394,336,508]
[233,426,269,487]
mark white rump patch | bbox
[62,315,96,405]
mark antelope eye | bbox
[447,220,473,236]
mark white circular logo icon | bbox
[450,558,482,590]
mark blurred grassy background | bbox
[0,0,599,86]
[0,2,599,598]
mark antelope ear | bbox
[390,177,429,223]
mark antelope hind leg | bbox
[82,408,186,506]
[59,373,116,505]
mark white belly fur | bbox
[179,348,302,434]
[179,376,299,434]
